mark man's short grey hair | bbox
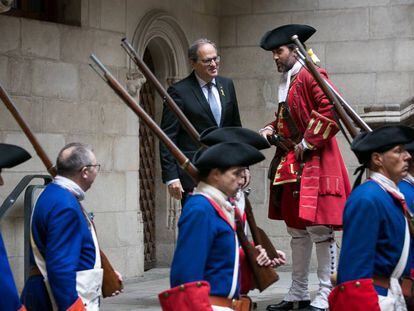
[188,38,217,62]
[56,142,94,176]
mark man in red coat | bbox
[259,24,351,311]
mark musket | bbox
[89,54,279,291]
[0,81,122,298]
[120,38,281,260]
[0,82,56,176]
[291,35,368,139]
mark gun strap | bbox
[280,101,302,144]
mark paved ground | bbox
[101,269,319,311]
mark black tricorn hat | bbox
[0,143,31,169]
[194,142,265,170]
[405,140,414,153]
[351,125,414,165]
[260,24,316,51]
[200,127,271,150]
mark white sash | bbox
[30,201,103,310]
[378,218,409,311]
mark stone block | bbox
[233,78,262,110]
[116,211,139,246]
[326,41,393,73]
[330,73,376,107]
[64,133,114,172]
[219,17,236,47]
[0,15,20,54]
[85,172,126,213]
[113,136,139,171]
[8,255,24,290]
[0,218,17,256]
[236,13,291,47]
[189,13,220,47]
[125,245,144,277]
[101,0,126,33]
[97,101,129,135]
[79,64,121,103]
[91,212,119,248]
[220,47,274,78]
[126,109,139,136]
[4,132,65,172]
[318,0,389,9]
[395,40,414,72]
[291,9,369,42]
[32,60,79,101]
[60,27,95,64]
[375,72,411,105]
[156,242,175,266]
[219,0,252,16]
[371,5,414,39]
[9,57,32,96]
[391,0,414,4]
[21,19,60,60]
[42,99,98,134]
[253,0,318,13]
[0,56,8,90]
[81,0,89,26]
[94,30,126,68]
[125,171,139,211]
[0,96,43,132]
[249,167,267,204]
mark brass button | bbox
[164,292,169,298]
[179,284,185,291]
[340,285,345,292]
[355,281,361,288]
[196,281,202,287]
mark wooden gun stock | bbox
[244,196,279,260]
[0,80,122,298]
[235,214,279,292]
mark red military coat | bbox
[267,66,351,228]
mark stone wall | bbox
[0,0,221,288]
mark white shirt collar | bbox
[194,72,216,88]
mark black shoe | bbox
[303,306,327,311]
[266,300,311,311]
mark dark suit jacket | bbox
[160,71,242,190]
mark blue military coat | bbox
[21,183,96,310]
[170,194,241,298]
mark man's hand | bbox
[111,270,124,296]
[270,250,287,268]
[259,127,274,139]
[168,180,184,200]
[241,168,251,189]
[255,245,272,267]
[294,142,305,161]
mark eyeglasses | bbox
[199,55,221,66]
[83,164,101,172]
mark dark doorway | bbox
[139,48,157,271]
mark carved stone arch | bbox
[131,10,189,270]
[131,10,189,82]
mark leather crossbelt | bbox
[29,265,42,277]
[209,295,252,311]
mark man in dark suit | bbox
[160,38,242,202]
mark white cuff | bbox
[166,179,180,186]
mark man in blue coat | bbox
[21,143,108,311]
[329,125,414,311]
[399,141,414,211]
[0,143,31,311]
[159,142,286,310]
